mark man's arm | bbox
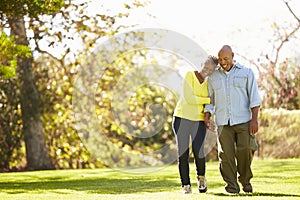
[247,68,261,135]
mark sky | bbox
[113,0,300,64]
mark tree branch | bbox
[235,52,261,73]
[273,0,300,64]
[274,23,300,64]
[283,0,300,23]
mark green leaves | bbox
[0,0,149,170]
[0,0,64,17]
[0,32,31,78]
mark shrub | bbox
[256,108,300,158]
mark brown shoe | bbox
[242,183,253,193]
[225,186,240,194]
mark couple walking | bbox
[172,45,261,194]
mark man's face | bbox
[218,50,234,71]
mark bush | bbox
[256,108,300,158]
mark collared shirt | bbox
[204,62,261,126]
[174,71,211,121]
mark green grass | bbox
[0,158,300,200]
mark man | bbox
[204,45,261,194]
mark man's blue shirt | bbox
[204,62,261,126]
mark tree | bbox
[0,0,146,170]
[0,32,31,170]
[0,0,65,170]
[259,1,300,109]
[239,0,300,109]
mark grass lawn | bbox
[0,158,300,200]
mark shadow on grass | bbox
[1,177,300,198]
[0,177,178,195]
[212,192,300,198]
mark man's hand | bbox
[249,119,258,135]
[204,112,211,128]
[207,120,216,131]
[250,106,259,135]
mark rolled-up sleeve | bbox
[247,69,261,108]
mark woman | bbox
[172,56,217,194]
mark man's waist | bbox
[215,114,251,126]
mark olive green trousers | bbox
[217,121,254,192]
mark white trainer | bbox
[182,185,192,194]
[197,176,207,193]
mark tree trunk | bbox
[8,16,54,170]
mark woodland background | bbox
[0,0,299,171]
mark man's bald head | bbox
[219,45,233,54]
[218,45,234,71]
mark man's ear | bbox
[232,52,234,58]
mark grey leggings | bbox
[172,116,206,186]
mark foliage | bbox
[0,77,24,171]
[257,108,300,158]
[26,0,145,61]
[32,55,94,169]
[0,0,148,170]
[74,42,179,168]
[0,0,66,170]
[0,159,300,199]
[253,1,300,110]
[0,31,30,170]
[0,32,31,79]
[257,55,300,110]
[0,0,64,17]
[234,1,300,110]
[1,0,300,171]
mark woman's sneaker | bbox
[182,185,192,194]
[197,176,207,193]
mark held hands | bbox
[207,120,216,131]
[204,112,216,131]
